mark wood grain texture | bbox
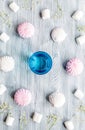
[0,0,85,130]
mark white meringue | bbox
[0,56,15,72]
[49,91,65,108]
[51,28,67,43]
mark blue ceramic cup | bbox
[28,51,52,75]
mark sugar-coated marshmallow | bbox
[51,28,67,43]
[41,9,50,19]
[49,91,65,108]
[76,35,85,45]
[9,2,19,12]
[0,33,10,43]
[0,84,7,95]
[74,89,84,100]
[5,115,14,126]
[64,120,74,130]
[0,56,15,72]
[33,112,43,123]
[72,10,83,21]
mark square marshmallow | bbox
[74,89,84,100]
[41,9,50,19]
[76,35,85,45]
[64,120,74,130]
[33,112,43,123]
[72,10,83,21]
[5,115,14,126]
[9,2,19,12]
[0,84,7,95]
[0,33,10,43]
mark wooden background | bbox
[0,0,85,130]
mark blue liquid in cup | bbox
[28,51,52,75]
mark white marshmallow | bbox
[49,91,65,108]
[0,56,15,72]
[74,89,84,100]
[5,115,14,126]
[64,120,74,130]
[76,35,85,45]
[72,10,83,21]
[41,9,50,19]
[51,28,67,43]
[0,84,7,95]
[33,112,43,123]
[9,2,19,12]
[0,33,10,43]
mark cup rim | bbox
[28,51,52,75]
